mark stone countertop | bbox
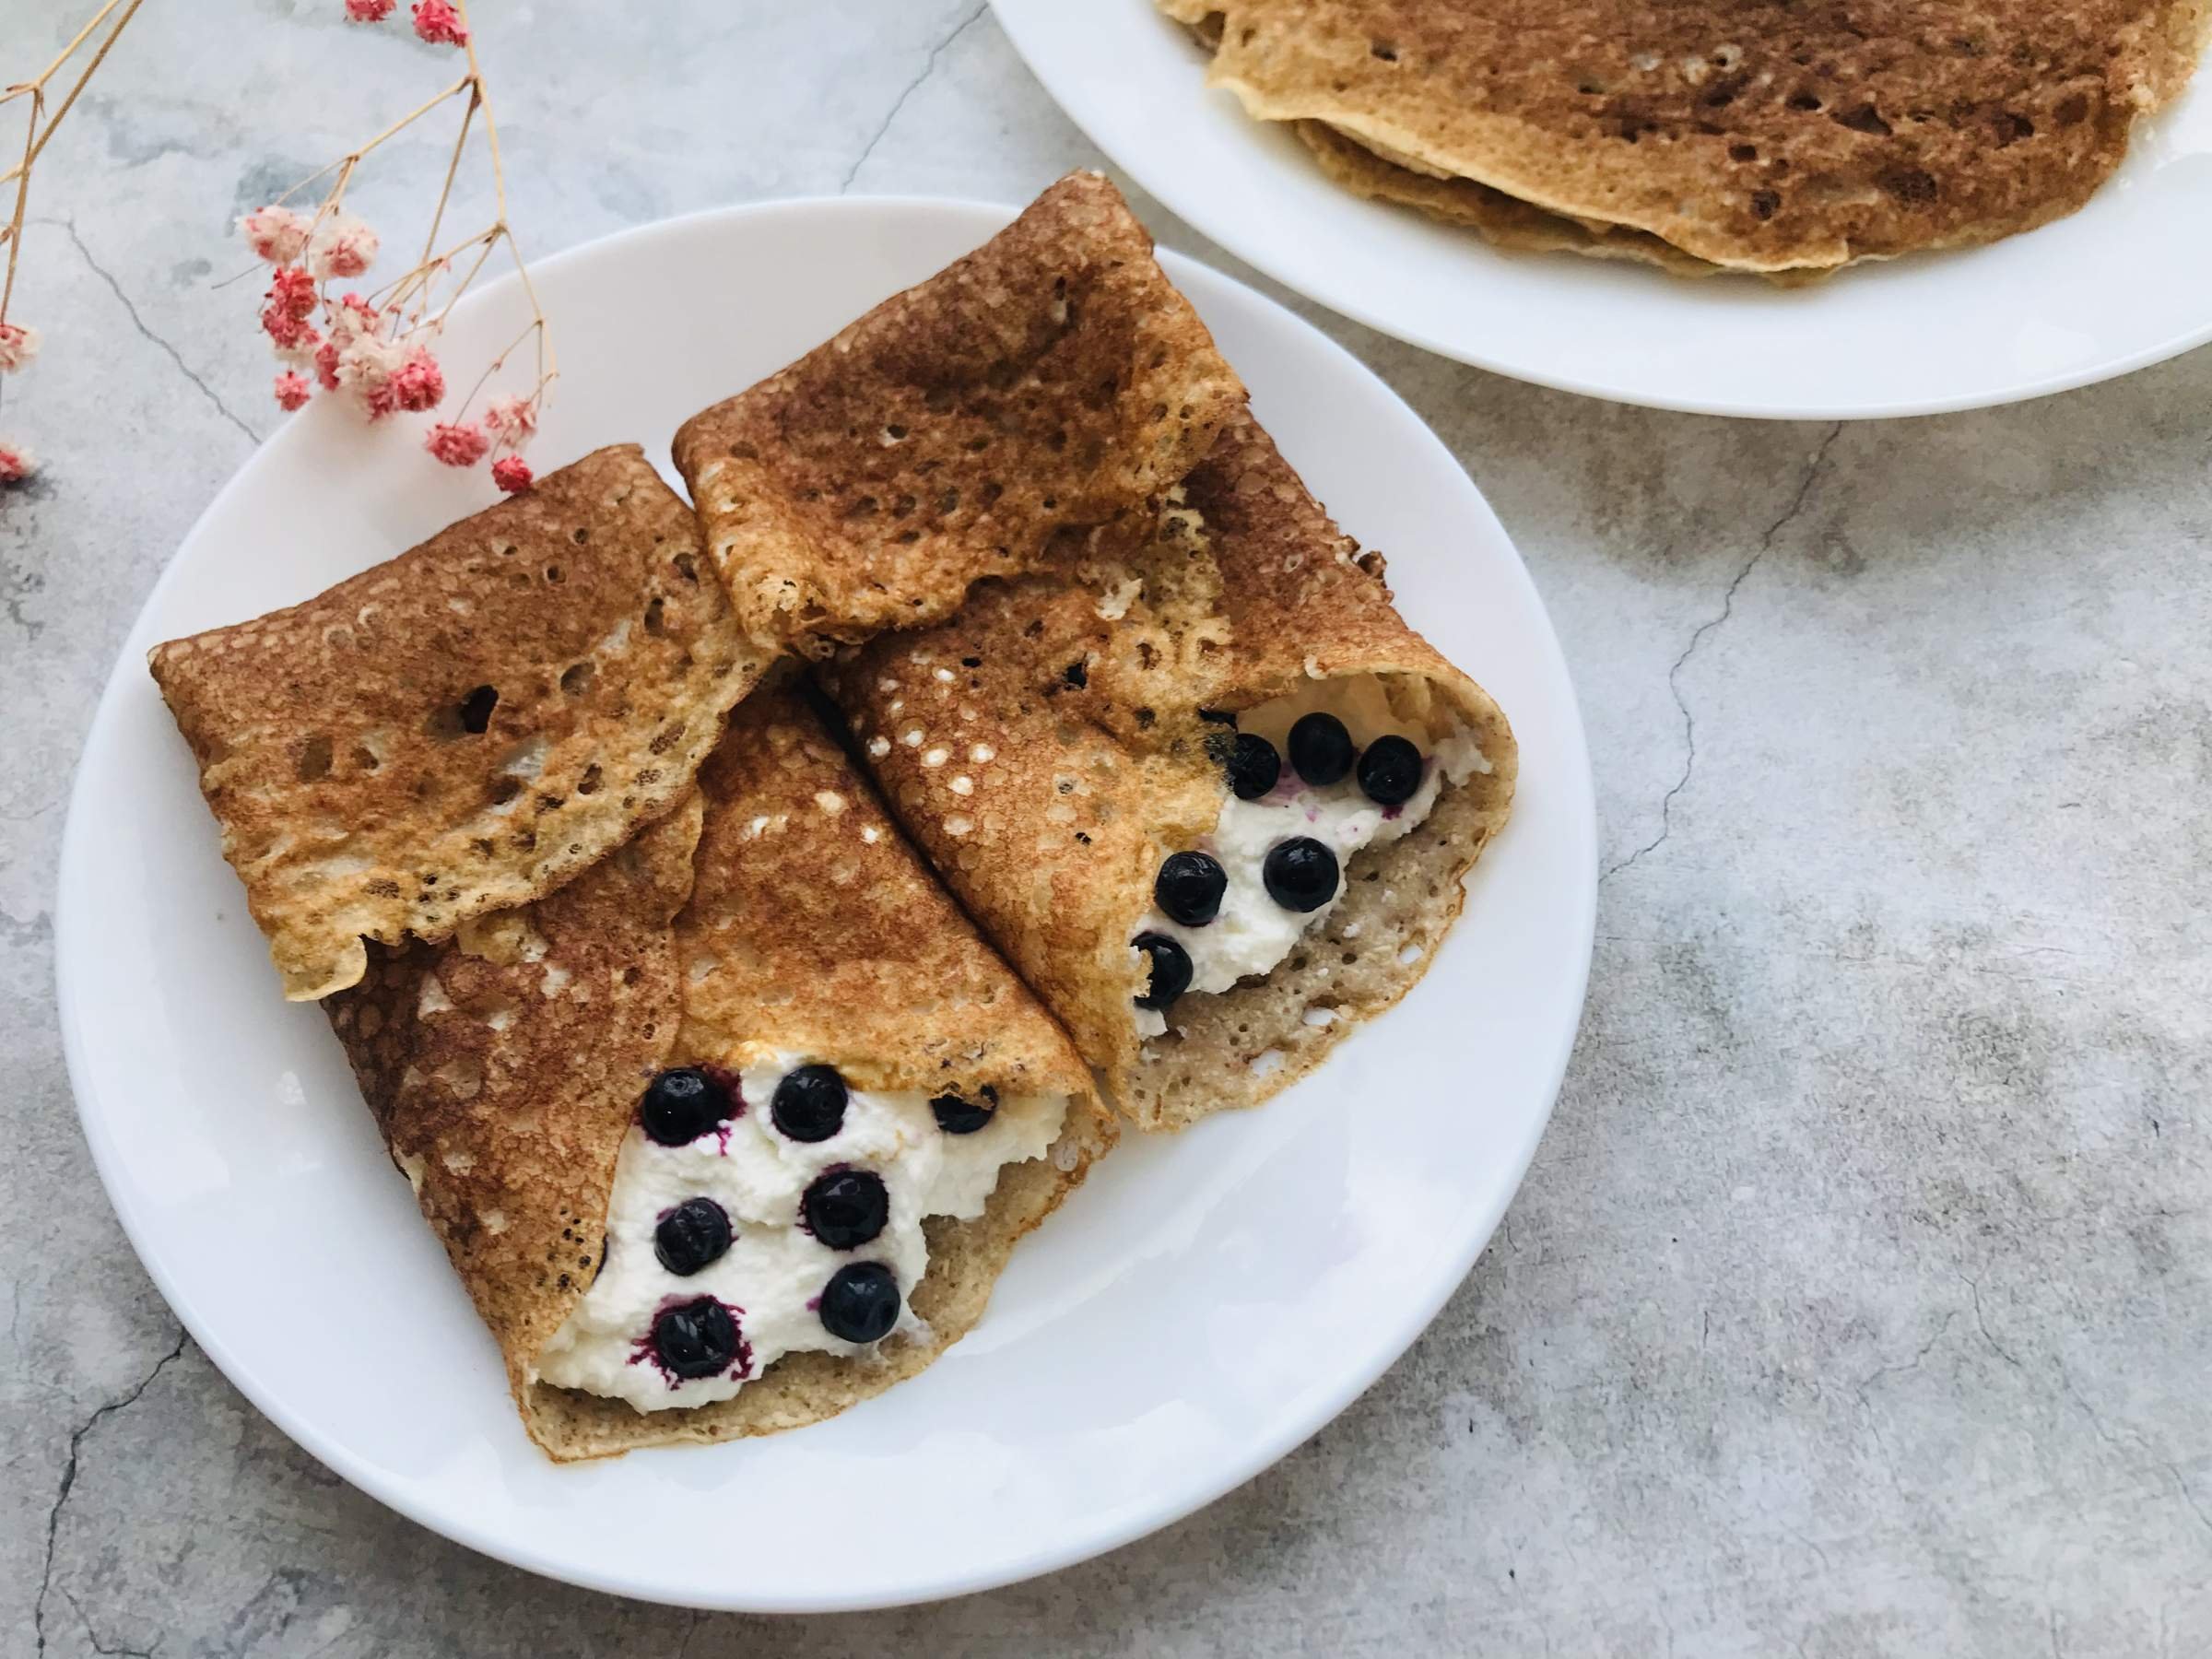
[3,4,2206,1654]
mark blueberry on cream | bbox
[1130,675,1491,1035]
[533,1055,1067,1412]
[640,1066,735,1147]
[653,1196,733,1277]
[648,1297,747,1382]
[930,1087,996,1135]
[1154,851,1228,926]
[819,1262,902,1344]
[771,1064,847,1143]
[802,1169,889,1250]
[1133,933,1193,1011]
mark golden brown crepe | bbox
[327,676,1112,1460]
[1162,0,2212,273]
[150,445,771,1000]
[673,171,1247,651]
[821,412,1516,1131]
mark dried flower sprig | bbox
[239,0,554,489]
[0,0,147,484]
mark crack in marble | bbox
[1601,420,1844,883]
[61,1586,161,1659]
[48,218,261,448]
[1959,1270,2025,1371]
[34,1330,190,1659]
[2168,1464,2212,1537]
[840,3,988,192]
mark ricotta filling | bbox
[534,1054,1065,1412]
[1134,675,1489,1037]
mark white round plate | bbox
[992,0,2212,418]
[56,197,1594,1612]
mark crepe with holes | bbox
[672,171,1246,652]
[149,444,772,1001]
[1159,0,2211,274]
[326,675,1112,1461]
[819,411,1517,1132]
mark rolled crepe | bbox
[326,675,1111,1460]
[150,445,771,1000]
[820,412,1517,1131]
[672,171,1246,652]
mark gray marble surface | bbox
[5,2,2208,1653]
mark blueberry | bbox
[653,1197,733,1276]
[651,1297,742,1379]
[1133,932,1193,1011]
[818,1262,901,1344]
[640,1067,733,1147]
[1356,735,1424,807]
[1263,837,1340,912]
[1288,712,1356,785]
[772,1064,848,1142]
[1227,732,1280,800]
[1154,851,1228,926]
[803,1169,889,1249]
[931,1086,997,1134]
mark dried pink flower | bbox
[335,333,406,417]
[308,213,381,281]
[411,0,468,46]
[241,204,312,265]
[425,419,488,467]
[273,323,323,370]
[490,454,533,493]
[313,340,342,392]
[479,392,537,446]
[274,371,312,411]
[387,346,446,413]
[344,0,395,18]
[0,322,41,373]
[0,441,33,484]
[259,265,318,352]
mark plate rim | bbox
[987,0,2212,420]
[53,191,1597,1611]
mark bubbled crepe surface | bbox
[1163,0,2211,272]
[148,445,771,1001]
[672,171,1247,650]
[328,677,1111,1461]
[823,411,1517,1132]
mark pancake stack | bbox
[148,171,1515,1456]
[1160,0,2212,276]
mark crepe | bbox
[1295,120,1723,279]
[1162,0,2212,272]
[150,445,771,1000]
[819,412,1516,1131]
[673,171,1247,652]
[326,676,1112,1460]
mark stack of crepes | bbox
[149,171,1514,1459]
[1159,0,2211,278]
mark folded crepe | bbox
[819,412,1516,1131]
[326,675,1112,1459]
[672,170,1247,651]
[1161,0,2212,274]
[150,444,771,1000]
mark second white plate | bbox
[57,195,1594,1611]
[993,0,2212,418]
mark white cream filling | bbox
[533,1053,1065,1412]
[1134,676,1488,1036]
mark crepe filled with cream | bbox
[325,676,1112,1460]
[149,444,771,1000]
[673,170,1247,650]
[1161,0,2212,275]
[820,411,1515,1131]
